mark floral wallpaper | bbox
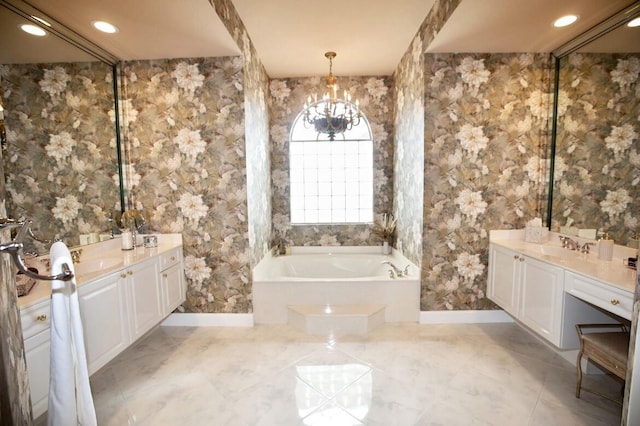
[421,53,554,311]
[120,56,258,313]
[209,0,272,268]
[552,53,640,245]
[269,76,394,246]
[0,62,119,251]
[392,36,425,267]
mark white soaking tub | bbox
[252,246,420,324]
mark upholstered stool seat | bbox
[575,323,629,403]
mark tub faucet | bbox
[381,261,409,277]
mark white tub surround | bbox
[488,229,636,352]
[18,234,185,419]
[253,246,420,332]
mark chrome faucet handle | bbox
[401,265,410,277]
[580,242,595,254]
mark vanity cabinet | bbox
[124,259,162,342]
[159,247,185,315]
[489,240,626,350]
[488,244,564,346]
[78,270,130,375]
[19,239,184,419]
[20,300,51,419]
[488,244,521,317]
[519,255,565,346]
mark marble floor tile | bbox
[86,322,623,426]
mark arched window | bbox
[289,101,374,224]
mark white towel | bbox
[47,241,97,426]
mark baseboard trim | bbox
[419,310,514,324]
[161,313,254,327]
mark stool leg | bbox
[576,349,584,398]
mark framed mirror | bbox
[549,3,640,246]
[0,0,123,252]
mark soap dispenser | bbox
[597,231,613,261]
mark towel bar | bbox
[0,218,74,281]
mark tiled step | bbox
[287,304,386,335]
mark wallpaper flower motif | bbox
[421,53,553,311]
[552,53,640,244]
[1,62,119,251]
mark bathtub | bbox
[252,246,420,324]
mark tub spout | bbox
[382,260,410,277]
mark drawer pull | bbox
[36,314,47,322]
[519,256,524,262]
[610,299,620,306]
[162,273,168,278]
[127,270,133,276]
[170,256,176,261]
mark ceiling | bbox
[1,0,638,76]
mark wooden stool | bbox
[575,323,629,403]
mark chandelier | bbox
[302,51,361,141]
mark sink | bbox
[74,257,122,275]
[525,244,585,259]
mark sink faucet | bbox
[559,236,579,251]
[381,261,409,277]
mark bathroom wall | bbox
[1,62,119,250]
[269,76,394,246]
[122,0,271,314]
[121,56,253,313]
[209,0,272,270]
[552,53,640,244]
[421,52,554,310]
[391,37,425,268]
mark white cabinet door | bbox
[78,270,130,375]
[24,329,50,419]
[126,259,162,341]
[488,244,521,317]
[161,263,185,316]
[519,255,565,347]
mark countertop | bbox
[17,234,183,309]
[490,229,637,294]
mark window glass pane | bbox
[291,210,304,223]
[289,104,373,225]
[345,169,359,182]
[318,182,332,195]
[345,209,360,222]
[290,168,304,182]
[318,210,332,223]
[317,168,332,183]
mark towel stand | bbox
[0,218,74,281]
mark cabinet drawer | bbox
[565,271,633,320]
[21,300,50,339]
[160,248,181,271]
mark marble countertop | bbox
[17,234,183,309]
[490,229,637,294]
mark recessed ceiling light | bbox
[31,16,51,27]
[628,17,640,27]
[554,15,579,28]
[92,20,118,34]
[20,24,47,36]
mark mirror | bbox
[0,1,123,252]
[550,5,640,246]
